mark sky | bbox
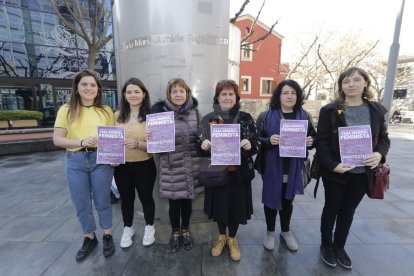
[230,0,413,63]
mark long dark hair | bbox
[337,67,373,102]
[269,79,304,110]
[67,69,110,125]
[117,77,151,123]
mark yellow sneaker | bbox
[227,237,241,261]
[211,234,227,257]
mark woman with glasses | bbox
[149,78,202,253]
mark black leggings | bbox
[114,158,156,226]
[218,221,239,237]
[321,173,367,248]
[169,199,192,230]
[263,183,293,232]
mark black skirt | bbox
[203,171,253,225]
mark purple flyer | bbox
[211,124,240,165]
[279,119,308,158]
[338,125,372,166]
[146,111,175,153]
[97,126,125,164]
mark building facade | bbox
[235,14,287,100]
[0,0,116,126]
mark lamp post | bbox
[383,0,405,125]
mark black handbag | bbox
[198,158,228,188]
[310,153,321,198]
[254,150,265,175]
[303,158,311,188]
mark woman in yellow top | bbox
[113,78,157,248]
[53,70,115,262]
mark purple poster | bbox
[97,126,125,164]
[211,124,240,165]
[146,111,175,153]
[279,119,308,158]
[339,125,372,166]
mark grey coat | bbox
[150,97,202,200]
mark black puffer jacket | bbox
[150,97,202,200]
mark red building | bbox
[235,15,287,99]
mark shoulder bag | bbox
[367,163,390,199]
[199,158,228,188]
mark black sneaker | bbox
[335,246,352,269]
[169,232,182,253]
[103,234,115,257]
[320,244,337,268]
[76,235,98,262]
[181,229,193,250]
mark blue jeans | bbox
[65,151,114,234]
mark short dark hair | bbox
[117,77,151,123]
[337,67,373,101]
[213,79,240,108]
[269,79,304,110]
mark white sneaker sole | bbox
[143,236,155,246]
[120,239,133,248]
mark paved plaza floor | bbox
[0,125,413,276]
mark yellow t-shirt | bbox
[54,104,114,151]
[114,112,151,162]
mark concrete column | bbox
[112,0,232,222]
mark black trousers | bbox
[169,199,192,230]
[114,158,156,226]
[320,173,367,248]
[263,182,293,232]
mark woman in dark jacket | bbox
[199,79,258,262]
[316,67,390,269]
[149,78,202,253]
[256,79,316,252]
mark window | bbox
[260,77,273,96]
[241,44,252,61]
[241,76,251,94]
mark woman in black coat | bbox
[316,67,390,269]
[199,79,258,262]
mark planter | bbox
[10,119,38,128]
[0,120,9,129]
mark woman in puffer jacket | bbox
[149,78,202,253]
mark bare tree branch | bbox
[230,0,250,24]
[287,36,319,77]
[47,0,113,70]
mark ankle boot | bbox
[227,236,241,261]
[211,234,227,257]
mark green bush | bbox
[0,110,43,121]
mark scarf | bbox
[262,108,307,210]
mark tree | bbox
[288,30,382,100]
[231,0,279,51]
[48,0,113,70]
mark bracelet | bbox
[80,139,84,147]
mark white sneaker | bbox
[280,230,299,251]
[263,231,275,250]
[120,226,135,248]
[143,225,155,246]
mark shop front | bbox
[0,77,117,127]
